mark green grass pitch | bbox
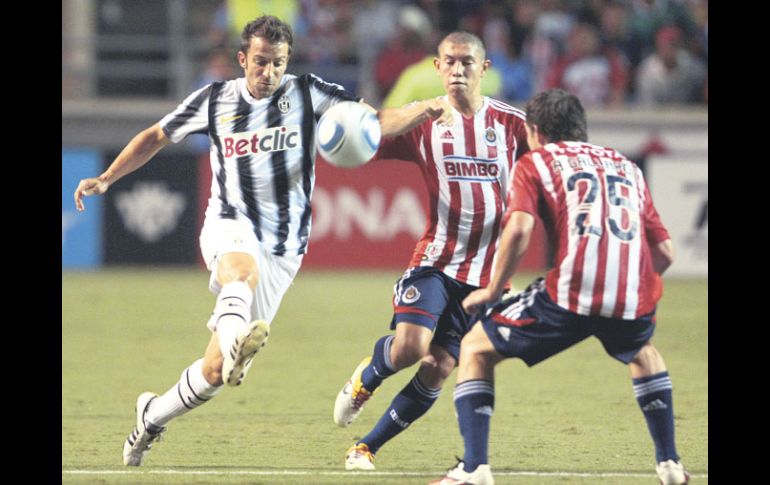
[62,268,707,484]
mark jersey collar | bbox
[237,75,292,106]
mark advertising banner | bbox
[305,156,548,270]
[305,157,430,269]
[647,157,708,277]
[62,149,102,268]
[104,152,198,264]
[195,154,547,271]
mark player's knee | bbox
[391,338,429,370]
[217,255,259,289]
[225,267,258,288]
[631,341,659,364]
[436,354,456,380]
[459,330,492,365]
[418,352,455,386]
[459,343,482,366]
[629,341,668,374]
[391,322,433,369]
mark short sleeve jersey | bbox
[159,73,358,256]
[375,97,529,287]
[508,141,671,319]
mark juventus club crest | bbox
[484,127,497,145]
[278,95,291,113]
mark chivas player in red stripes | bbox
[333,31,530,472]
[433,89,688,485]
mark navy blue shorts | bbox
[390,267,478,361]
[480,278,656,366]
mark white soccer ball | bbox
[316,101,381,168]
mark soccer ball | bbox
[316,101,381,168]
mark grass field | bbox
[62,268,708,484]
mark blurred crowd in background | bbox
[63,0,708,108]
[203,0,707,107]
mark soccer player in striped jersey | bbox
[333,32,530,471]
[73,15,454,467]
[431,89,688,485]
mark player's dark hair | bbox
[525,89,588,143]
[438,31,486,60]
[240,15,294,56]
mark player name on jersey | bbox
[545,143,634,174]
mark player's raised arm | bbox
[74,123,171,212]
[374,97,454,138]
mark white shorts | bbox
[199,218,303,329]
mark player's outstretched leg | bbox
[206,280,269,387]
[122,392,166,466]
[222,319,270,386]
[365,374,440,451]
[343,373,441,470]
[122,359,222,465]
[345,347,452,469]
[334,335,396,426]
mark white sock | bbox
[145,359,222,427]
[208,281,253,357]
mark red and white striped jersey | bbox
[508,141,671,319]
[376,96,529,287]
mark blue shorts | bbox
[480,278,656,366]
[390,267,478,360]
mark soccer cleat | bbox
[333,356,375,427]
[222,320,270,387]
[345,443,376,471]
[656,459,690,485]
[122,392,166,466]
[428,461,495,485]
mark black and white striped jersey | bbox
[159,73,358,256]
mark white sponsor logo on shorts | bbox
[497,326,511,341]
